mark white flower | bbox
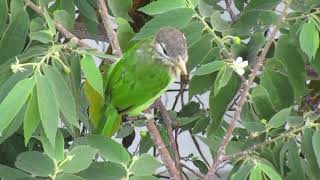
[231,57,248,76]
[11,58,26,73]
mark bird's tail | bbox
[97,103,122,137]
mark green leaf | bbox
[74,0,98,23]
[129,154,161,176]
[231,163,254,180]
[0,1,29,66]
[302,128,320,179]
[251,85,276,120]
[116,17,135,53]
[15,151,55,177]
[0,164,32,180]
[0,77,35,135]
[210,11,229,32]
[81,55,104,96]
[268,107,291,128]
[138,0,186,15]
[275,35,306,99]
[258,162,282,180]
[54,10,74,31]
[245,0,280,10]
[213,66,233,96]
[188,73,216,98]
[181,21,205,46]
[249,165,262,180]
[43,65,79,128]
[134,8,195,40]
[0,0,8,35]
[116,124,134,138]
[57,174,85,180]
[29,30,52,43]
[107,0,133,21]
[24,89,41,145]
[192,159,208,174]
[60,145,97,173]
[44,9,56,35]
[78,162,127,180]
[59,0,76,19]
[299,21,319,61]
[287,138,305,180]
[129,176,157,180]
[312,130,320,168]
[86,135,130,164]
[36,72,59,146]
[41,130,65,162]
[192,61,225,76]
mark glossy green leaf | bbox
[81,55,104,96]
[0,77,35,134]
[0,0,8,35]
[138,0,186,15]
[302,128,320,179]
[54,10,74,31]
[134,8,195,40]
[258,162,282,180]
[129,176,157,180]
[36,72,59,146]
[15,151,55,177]
[0,164,32,180]
[268,107,291,128]
[78,162,127,180]
[107,0,132,21]
[299,21,319,60]
[60,145,97,173]
[29,30,52,43]
[188,73,216,98]
[210,11,229,32]
[0,1,29,65]
[287,138,305,180]
[24,90,41,145]
[245,0,280,10]
[57,174,85,180]
[86,135,130,164]
[129,154,161,176]
[192,61,225,76]
[44,9,56,35]
[41,130,65,162]
[213,66,233,96]
[192,159,208,174]
[312,130,320,168]
[231,163,254,180]
[251,85,276,120]
[249,165,262,180]
[44,65,79,128]
[74,0,98,23]
[116,17,135,53]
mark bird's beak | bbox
[176,56,188,75]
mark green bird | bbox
[96,27,188,136]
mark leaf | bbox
[54,10,74,31]
[138,0,186,15]
[231,163,254,180]
[129,176,157,180]
[0,164,32,180]
[86,135,130,164]
[57,174,85,180]
[268,107,292,128]
[36,72,59,146]
[0,0,8,35]
[249,165,262,180]
[312,130,320,168]
[213,66,233,96]
[60,0,76,19]
[74,0,98,23]
[192,159,208,174]
[192,61,225,76]
[44,9,56,35]
[116,124,134,138]
[43,65,79,128]
[299,21,319,61]
[245,0,280,10]
[107,0,133,21]
[15,151,55,177]
[116,17,136,53]
[78,162,127,180]
[129,154,161,176]
[210,11,229,32]
[84,82,104,129]
[60,145,97,173]
[251,85,276,120]
[302,128,320,179]
[181,21,205,46]
[81,55,104,96]
[29,30,52,43]
[258,162,282,180]
[134,8,195,40]
[188,73,216,98]
[41,130,65,163]
[0,1,29,66]
[287,138,305,180]
[24,89,41,145]
[0,77,35,135]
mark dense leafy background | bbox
[1,0,320,179]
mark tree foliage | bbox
[0,0,320,179]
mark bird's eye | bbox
[160,43,168,56]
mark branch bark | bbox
[224,0,236,21]
[204,1,292,179]
[97,0,122,57]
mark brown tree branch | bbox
[224,0,236,21]
[203,1,292,179]
[97,0,122,57]
[24,0,88,48]
[155,100,183,177]
[146,119,181,180]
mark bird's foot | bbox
[140,112,155,120]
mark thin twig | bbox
[224,0,236,21]
[204,1,292,179]
[189,132,210,166]
[181,163,204,178]
[97,0,122,57]
[172,82,187,110]
[146,119,181,180]
[24,0,88,48]
[155,100,183,178]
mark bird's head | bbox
[153,27,188,75]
